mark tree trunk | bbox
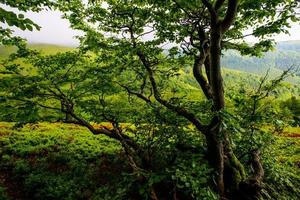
[205,123,252,200]
[60,101,73,122]
[205,122,225,197]
[210,27,224,110]
[205,26,263,200]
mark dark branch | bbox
[221,0,238,33]
[68,108,139,150]
[15,98,61,111]
[172,0,194,18]
[201,0,218,24]
[204,55,211,84]
[118,83,152,104]
[193,53,213,100]
[250,150,264,183]
[136,49,206,132]
[126,10,207,132]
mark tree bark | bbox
[209,26,225,110]
[204,16,262,199]
[204,118,225,197]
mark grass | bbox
[274,135,300,171]
[0,44,75,78]
[0,122,127,200]
[0,122,299,199]
[0,44,74,59]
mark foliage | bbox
[262,135,300,200]
[168,153,217,200]
[0,0,54,48]
[0,122,123,200]
[223,71,300,199]
[281,96,300,126]
[0,122,217,200]
[0,121,299,199]
[0,0,300,199]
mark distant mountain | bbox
[276,40,300,52]
[222,41,300,80]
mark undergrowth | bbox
[0,122,299,200]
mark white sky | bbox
[2,8,300,46]
[8,10,83,46]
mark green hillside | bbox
[0,44,74,59]
[1,41,300,78]
[222,41,300,79]
[1,42,299,87]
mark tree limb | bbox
[126,10,207,132]
[118,83,152,104]
[221,0,238,33]
[68,109,139,150]
[250,150,264,183]
[136,49,206,132]
[193,54,213,100]
[172,0,194,18]
[201,0,218,24]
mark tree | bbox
[58,0,298,198]
[1,0,299,199]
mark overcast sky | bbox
[4,8,300,46]
[8,10,83,46]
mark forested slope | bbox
[1,41,300,79]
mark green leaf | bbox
[26,25,33,31]
[18,14,25,19]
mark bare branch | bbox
[136,28,155,39]
[15,98,61,111]
[68,107,140,150]
[125,7,207,132]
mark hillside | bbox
[1,42,300,85]
[1,41,300,76]
[277,40,300,52]
[0,44,74,59]
[222,41,300,78]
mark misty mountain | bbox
[222,41,300,77]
